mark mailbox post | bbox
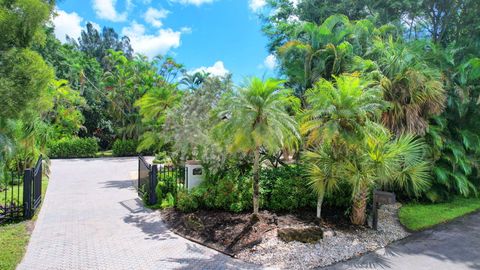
[372,190,396,230]
[185,160,204,190]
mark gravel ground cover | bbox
[162,203,409,269]
[237,204,409,269]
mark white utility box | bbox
[185,160,204,190]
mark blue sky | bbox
[53,0,278,81]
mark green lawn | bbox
[0,179,48,270]
[1,180,49,206]
[399,196,480,231]
[0,222,30,270]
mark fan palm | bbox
[368,39,446,135]
[346,122,431,225]
[304,142,342,219]
[215,77,300,216]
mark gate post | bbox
[23,169,32,219]
[148,165,158,205]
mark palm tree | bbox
[301,75,384,147]
[368,39,446,135]
[301,74,384,220]
[304,142,341,219]
[277,15,354,97]
[346,122,431,225]
[180,71,210,91]
[215,77,300,216]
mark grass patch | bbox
[0,180,49,205]
[95,150,113,158]
[0,179,49,270]
[399,196,480,231]
[0,222,30,270]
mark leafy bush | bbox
[161,193,175,208]
[260,165,316,212]
[112,139,138,156]
[177,189,199,212]
[48,137,98,158]
[180,171,253,213]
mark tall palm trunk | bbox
[351,186,368,225]
[252,147,260,216]
[316,191,324,219]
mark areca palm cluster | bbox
[215,77,300,216]
[277,15,355,97]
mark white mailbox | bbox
[185,160,204,190]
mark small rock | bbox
[323,230,335,238]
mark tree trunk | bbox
[252,148,260,216]
[351,186,368,225]
[316,192,324,220]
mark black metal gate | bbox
[138,155,158,205]
[137,155,188,206]
[0,155,43,223]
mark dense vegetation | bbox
[1,0,480,225]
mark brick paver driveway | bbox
[18,158,260,270]
[325,211,480,270]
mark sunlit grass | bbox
[399,197,480,231]
[0,179,48,270]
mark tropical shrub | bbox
[176,189,199,212]
[48,137,98,158]
[260,165,316,212]
[112,139,138,156]
[192,173,253,213]
[214,77,300,216]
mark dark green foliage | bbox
[176,189,199,213]
[260,165,316,212]
[48,137,98,158]
[176,165,319,214]
[69,22,133,67]
[180,171,253,213]
[112,139,138,157]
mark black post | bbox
[372,199,378,230]
[23,169,32,219]
[149,165,158,205]
[138,156,141,191]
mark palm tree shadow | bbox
[154,244,260,270]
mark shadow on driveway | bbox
[324,211,480,269]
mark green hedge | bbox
[175,165,318,213]
[112,139,138,157]
[48,137,98,158]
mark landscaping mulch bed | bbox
[161,208,321,255]
[161,204,409,269]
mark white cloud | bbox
[53,10,83,42]
[90,22,101,31]
[172,0,216,6]
[122,21,181,58]
[180,27,192,34]
[249,0,266,12]
[263,54,277,70]
[92,0,127,22]
[192,61,229,77]
[144,7,169,28]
